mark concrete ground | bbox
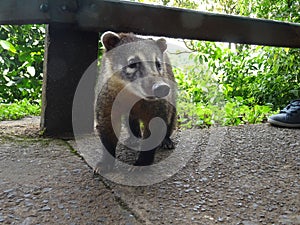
[0,117,299,225]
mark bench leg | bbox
[41,24,99,138]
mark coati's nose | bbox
[152,82,170,98]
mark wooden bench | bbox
[1,0,300,137]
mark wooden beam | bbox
[77,0,300,48]
[0,0,50,25]
[0,0,299,47]
[0,0,77,25]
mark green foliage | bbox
[175,36,299,128]
[0,25,45,104]
[222,97,272,126]
[0,40,17,53]
[175,66,274,129]
[250,0,299,22]
[192,41,300,109]
[0,99,41,121]
[139,0,199,8]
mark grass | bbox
[0,97,274,128]
[0,99,41,121]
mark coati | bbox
[95,31,177,171]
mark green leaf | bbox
[0,40,17,54]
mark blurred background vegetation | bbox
[0,25,45,120]
[0,0,299,128]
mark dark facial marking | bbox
[155,59,162,72]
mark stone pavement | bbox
[0,117,299,224]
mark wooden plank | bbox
[1,0,299,47]
[0,0,50,25]
[41,24,99,137]
[78,0,300,48]
[0,0,77,25]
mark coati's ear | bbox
[156,38,167,52]
[101,31,121,51]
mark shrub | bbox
[0,25,45,104]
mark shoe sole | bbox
[268,118,300,128]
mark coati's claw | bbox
[93,161,114,174]
[161,137,175,149]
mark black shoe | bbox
[268,99,300,128]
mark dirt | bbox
[0,117,299,224]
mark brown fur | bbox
[95,32,176,170]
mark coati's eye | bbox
[156,60,162,71]
[128,58,139,69]
[123,57,140,81]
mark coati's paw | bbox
[93,161,114,174]
[134,157,154,167]
[124,137,140,148]
[161,137,175,149]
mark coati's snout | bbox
[138,77,171,100]
[152,81,170,98]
